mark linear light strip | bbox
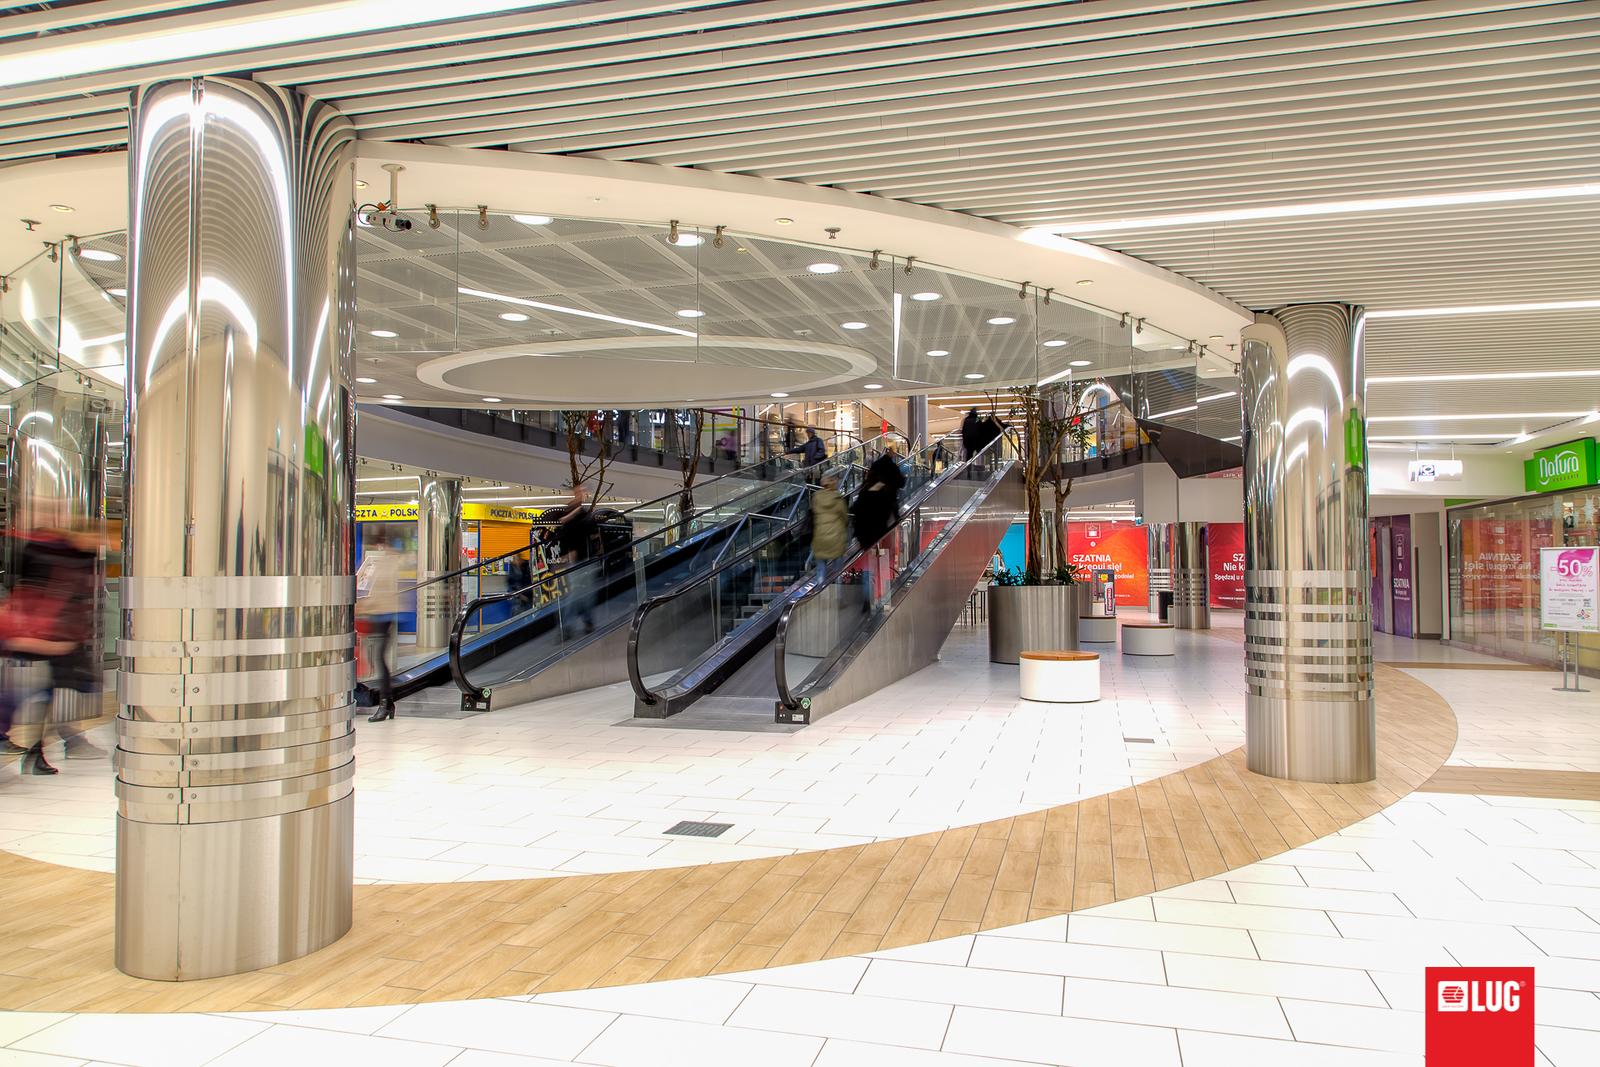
[458,286,695,338]
[1370,369,1600,385]
[1369,434,1513,441]
[1368,300,1600,319]
[1367,412,1595,423]
[1029,183,1600,236]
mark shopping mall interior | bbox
[0,2,1595,1065]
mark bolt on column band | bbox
[1241,304,1375,784]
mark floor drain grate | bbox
[665,820,734,838]
[1123,736,1155,744]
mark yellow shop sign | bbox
[356,502,545,522]
[355,503,418,521]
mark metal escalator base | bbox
[777,463,1022,726]
[467,620,632,712]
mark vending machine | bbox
[1087,568,1117,617]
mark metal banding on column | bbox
[1169,522,1210,629]
[1241,304,1374,784]
[415,476,461,650]
[117,77,357,981]
[1145,522,1172,616]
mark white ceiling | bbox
[0,0,1593,446]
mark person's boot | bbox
[0,735,25,756]
[368,703,394,723]
[21,743,57,775]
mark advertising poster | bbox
[1540,546,1600,633]
[1371,517,1389,633]
[1390,516,1413,638]
[1206,523,1246,609]
[1067,521,1148,607]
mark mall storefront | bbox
[1448,438,1600,671]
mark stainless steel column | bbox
[1146,522,1172,616]
[117,77,357,980]
[1241,304,1374,784]
[415,476,461,649]
[1170,522,1210,629]
[907,394,928,449]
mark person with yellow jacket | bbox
[808,474,849,586]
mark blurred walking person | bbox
[356,529,403,723]
[557,484,600,638]
[808,475,848,586]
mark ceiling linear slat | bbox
[0,0,217,40]
[1110,259,1600,289]
[1070,195,1600,239]
[312,0,1261,106]
[335,0,1560,117]
[0,110,133,148]
[0,0,749,110]
[1097,215,1600,253]
[1094,224,1600,262]
[0,91,133,132]
[455,42,1600,155]
[355,20,1600,141]
[0,128,128,162]
[1104,237,1600,268]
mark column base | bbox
[1246,696,1377,783]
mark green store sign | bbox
[1524,438,1599,493]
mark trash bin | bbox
[1158,590,1174,622]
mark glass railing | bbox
[775,432,1017,714]
[626,434,944,713]
[449,434,901,704]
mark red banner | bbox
[1207,522,1245,609]
[1067,522,1147,607]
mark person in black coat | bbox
[960,408,983,461]
[852,444,907,608]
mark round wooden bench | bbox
[1078,615,1118,644]
[1019,650,1101,703]
[1121,622,1176,656]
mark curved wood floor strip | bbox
[0,665,1455,1013]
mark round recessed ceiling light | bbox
[356,376,377,384]
[840,321,868,330]
[107,287,126,297]
[677,308,705,318]
[775,217,794,225]
[965,373,986,380]
[1042,339,1068,348]
[770,392,789,398]
[512,214,552,226]
[355,180,368,189]
[911,291,940,301]
[1076,279,1093,287]
[78,248,120,262]
[926,349,950,357]
[864,383,883,390]
[1069,360,1093,368]
[670,233,704,247]
[807,262,841,274]
[482,396,503,403]
[382,394,404,400]
[987,316,1016,326]
[498,312,529,322]
[1209,334,1225,341]
[49,204,73,214]
[369,329,398,338]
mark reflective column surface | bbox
[1241,305,1374,784]
[415,476,461,650]
[1169,522,1210,630]
[117,77,357,980]
[1145,522,1172,617]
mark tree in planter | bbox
[561,409,615,499]
[666,408,706,530]
[989,383,1094,583]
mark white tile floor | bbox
[0,624,1245,881]
[4,629,1598,1067]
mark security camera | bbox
[357,207,412,232]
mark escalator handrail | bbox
[773,431,1016,713]
[448,437,894,702]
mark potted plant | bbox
[988,383,1094,663]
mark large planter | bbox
[988,583,1081,663]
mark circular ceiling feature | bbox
[926,349,949,357]
[512,214,552,225]
[770,392,789,398]
[481,396,502,402]
[78,248,119,262]
[864,383,883,389]
[1076,279,1094,287]
[911,291,940,301]
[677,309,704,318]
[1069,360,1093,367]
[965,373,985,380]
[1042,339,1067,348]
[669,233,703,247]
[382,393,404,400]
[774,217,794,225]
[498,312,529,322]
[50,203,73,213]
[356,376,377,384]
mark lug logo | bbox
[1426,968,1534,1065]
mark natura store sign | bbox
[1524,438,1599,494]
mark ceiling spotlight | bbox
[1042,339,1067,348]
[911,291,940,301]
[1069,360,1093,367]
[107,287,126,297]
[78,248,120,262]
[355,180,368,189]
[670,233,703,247]
[926,349,950,357]
[498,312,530,322]
[481,396,503,403]
[1209,334,1225,341]
[512,214,552,225]
[807,262,841,274]
[840,321,868,330]
[775,217,794,225]
[1076,279,1093,287]
[369,329,397,338]
[965,373,986,380]
[677,309,705,318]
[382,394,404,400]
[770,392,789,398]
[356,376,377,384]
[49,204,72,213]
[987,316,1016,326]
[864,383,883,389]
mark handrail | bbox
[773,431,1014,713]
[448,434,900,703]
[624,437,926,709]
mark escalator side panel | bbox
[475,622,631,711]
[780,464,1022,725]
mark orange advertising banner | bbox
[1067,521,1147,607]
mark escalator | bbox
[626,433,1013,722]
[427,436,898,712]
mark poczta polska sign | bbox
[1524,438,1599,494]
